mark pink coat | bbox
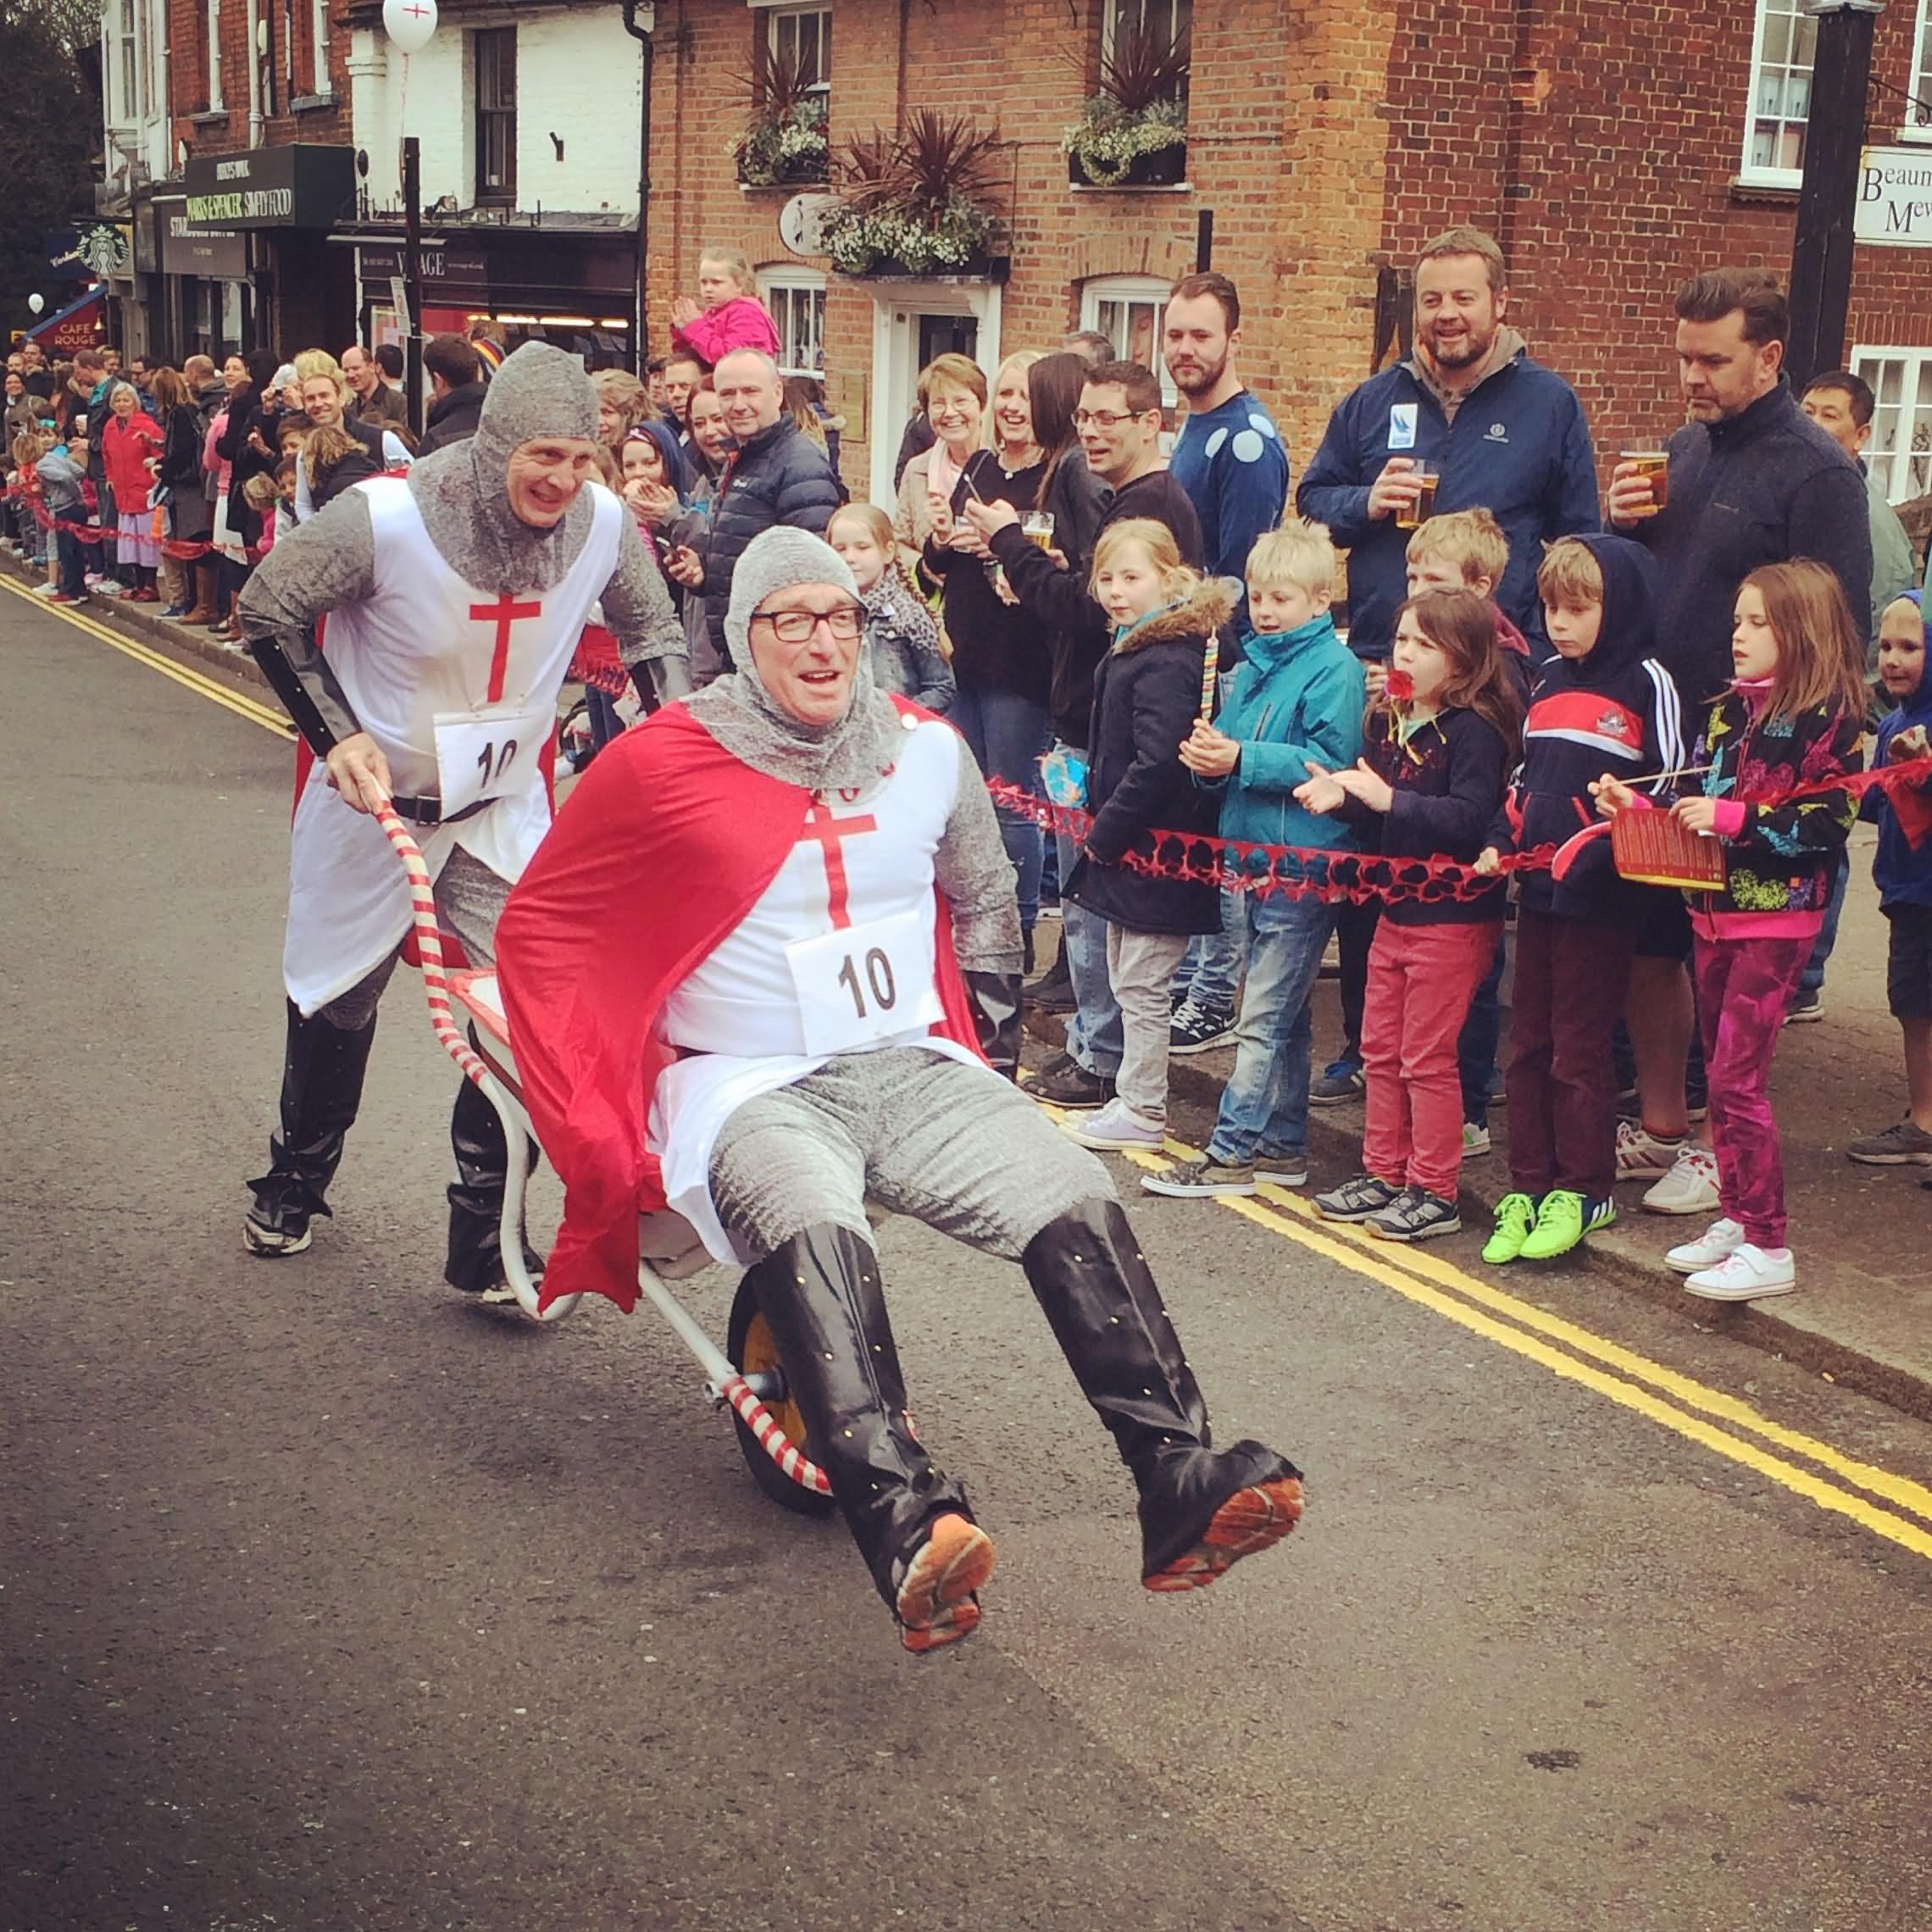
[671,294,782,367]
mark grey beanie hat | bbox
[724,526,860,666]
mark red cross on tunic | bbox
[469,593,544,703]
[799,801,877,930]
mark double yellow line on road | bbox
[1,575,295,740]
[1093,1126,1932,1564]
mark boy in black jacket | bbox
[1477,534,1686,1263]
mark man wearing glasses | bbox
[965,359,1204,1112]
[496,526,1302,1655]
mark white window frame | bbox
[1102,0,1191,114]
[311,0,331,96]
[1852,344,1932,503]
[758,265,826,380]
[750,1,830,107]
[112,0,137,126]
[1903,0,1932,142]
[1080,273,1176,408]
[207,0,224,109]
[1740,0,1817,187]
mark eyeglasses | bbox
[752,604,864,644]
[1073,408,1147,430]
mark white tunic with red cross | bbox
[283,474,623,1014]
[648,710,993,1266]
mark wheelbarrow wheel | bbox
[725,1272,838,1518]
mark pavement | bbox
[8,540,1932,1425]
[8,553,1932,1929]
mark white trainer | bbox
[1666,1217,1744,1274]
[1641,1143,1719,1216]
[1616,1119,1684,1182]
[1069,1098,1165,1152]
[1683,1242,1796,1302]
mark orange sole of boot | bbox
[897,1513,997,1652]
[1143,1477,1305,1593]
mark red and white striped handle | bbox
[375,803,489,1087]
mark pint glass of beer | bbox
[1394,459,1439,530]
[1623,451,1669,517]
[1022,509,1056,551]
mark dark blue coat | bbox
[1297,346,1600,662]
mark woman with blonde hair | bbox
[669,246,782,366]
[592,368,655,451]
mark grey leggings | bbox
[708,1046,1116,1264]
[318,846,510,1030]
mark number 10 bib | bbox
[784,906,943,1056]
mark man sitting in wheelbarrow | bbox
[495,527,1303,1654]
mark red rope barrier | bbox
[3,483,258,562]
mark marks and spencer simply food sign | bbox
[1857,147,1932,248]
[183,145,355,230]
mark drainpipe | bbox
[620,0,657,375]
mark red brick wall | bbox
[1374,0,1932,464]
[173,0,354,155]
[648,0,1932,501]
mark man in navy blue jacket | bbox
[1297,225,1600,665]
[1296,225,1600,1102]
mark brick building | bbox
[92,0,1932,513]
[644,0,1932,508]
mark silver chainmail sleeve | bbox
[935,730,1024,974]
[236,487,380,750]
[604,514,691,668]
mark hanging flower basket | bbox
[735,99,830,188]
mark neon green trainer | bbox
[1481,1191,1538,1264]
[1518,1190,1617,1260]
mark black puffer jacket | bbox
[418,380,486,455]
[701,414,841,667]
[1064,576,1233,937]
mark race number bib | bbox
[785,907,943,1057]
[433,701,552,818]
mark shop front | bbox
[345,229,637,371]
[155,197,254,360]
[183,144,358,357]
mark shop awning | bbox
[25,284,106,353]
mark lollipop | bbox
[1385,667,1415,703]
[1199,635,1219,719]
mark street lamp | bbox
[380,0,438,432]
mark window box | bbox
[1067,139,1185,189]
[734,100,830,189]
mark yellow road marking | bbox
[1047,1106,1932,1561]
[1,575,294,740]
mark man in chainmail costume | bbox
[495,527,1303,1653]
[237,342,689,1293]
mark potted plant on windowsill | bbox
[821,112,1008,278]
[733,41,830,188]
[1061,20,1190,188]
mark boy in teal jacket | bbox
[1144,519,1365,1197]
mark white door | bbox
[865,281,1002,503]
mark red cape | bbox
[495,697,985,1313]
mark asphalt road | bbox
[5,582,1932,1932]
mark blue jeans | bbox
[1208,892,1335,1166]
[1178,889,1247,1015]
[1058,822,1124,1076]
[1799,849,1850,996]
[952,683,1052,931]
[1457,925,1508,1128]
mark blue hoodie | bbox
[1199,608,1364,867]
[1487,533,1687,922]
[1866,590,1932,913]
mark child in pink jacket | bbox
[669,247,782,367]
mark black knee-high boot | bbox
[444,1058,540,1294]
[745,1222,974,1607]
[1020,1197,1302,1583]
[245,1002,379,1255]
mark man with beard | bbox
[236,343,690,1292]
[494,526,1303,1651]
[1296,227,1600,1106]
[1299,226,1599,667]
[1163,271,1290,639]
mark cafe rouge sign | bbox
[183,145,355,231]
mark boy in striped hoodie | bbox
[1476,533,1685,1262]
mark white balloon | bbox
[381,0,436,55]
[27,292,43,314]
